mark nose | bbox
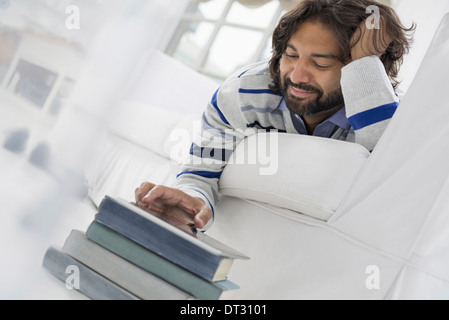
[289,59,311,84]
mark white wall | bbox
[392,0,449,92]
[144,0,190,51]
[43,0,191,172]
[0,0,191,177]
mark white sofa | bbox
[86,13,449,300]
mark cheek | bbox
[321,70,342,93]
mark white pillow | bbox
[125,50,218,116]
[163,115,202,164]
[108,100,183,158]
[218,133,370,221]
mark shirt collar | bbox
[278,99,351,131]
[324,106,351,130]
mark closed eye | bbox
[313,62,330,70]
[284,53,299,60]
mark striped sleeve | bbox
[341,56,400,152]
[171,80,249,229]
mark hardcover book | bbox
[62,229,194,300]
[42,246,140,300]
[94,195,249,282]
[86,220,240,300]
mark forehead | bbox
[287,20,341,57]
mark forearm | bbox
[341,56,399,151]
[172,90,248,226]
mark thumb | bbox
[194,206,213,229]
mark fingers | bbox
[378,17,393,47]
[141,185,179,206]
[135,181,156,204]
[194,206,213,229]
[142,185,198,216]
[351,18,393,61]
[135,182,213,230]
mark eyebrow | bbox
[286,44,339,60]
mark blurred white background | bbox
[0,0,448,299]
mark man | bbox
[135,0,415,232]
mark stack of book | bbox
[42,195,249,300]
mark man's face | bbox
[279,20,345,117]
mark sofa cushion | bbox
[218,132,370,221]
[107,100,183,159]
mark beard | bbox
[282,78,344,117]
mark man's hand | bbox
[134,182,213,233]
[350,18,393,61]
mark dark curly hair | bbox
[268,0,415,92]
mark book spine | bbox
[86,221,224,300]
[97,197,221,281]
[42,246,140,300]
[62,230,193,300]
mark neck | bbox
[302,105,343,135]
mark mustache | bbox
[285,78,323,96]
